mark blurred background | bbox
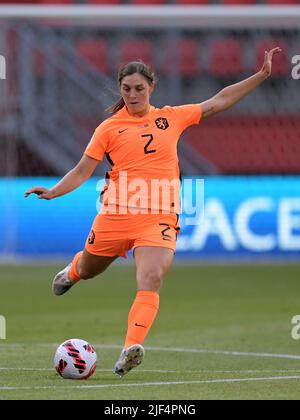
[0,0,300,261]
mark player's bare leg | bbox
[76,250,118,280]
[52,249,117,296]
[134,246,174,293]
[114,246,174,377]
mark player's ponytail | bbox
[107,60,156,115]
[107,97,126,115]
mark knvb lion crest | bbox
[155,117,169,130]
[88,229,95,245]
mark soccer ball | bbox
[54,338,97,380]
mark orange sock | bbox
[124,291,160,349]
[68,251,83,283]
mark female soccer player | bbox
[25,47,281,377]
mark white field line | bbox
[2,367,300,375]
[1,376,300,391]
[0,367,178,373]
[1,343,300,361]
[145,346,300,361]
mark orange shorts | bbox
[85,210,180,258]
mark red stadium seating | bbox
[33,48,46,76]
[0,0,40,3]
[161,39,200,76]
[86,0,122,4]
[4,30,20,100]
[254,39,289,76]
[220,0,257,4]
[186,115,300,174]
[130,0,166,4]
[32,46,65,76]
[119,40,155,68]
[76,39,110,73]
[175,0,211,4]
[209,39,244,77]
[39,0,74,3]
[179,39,200,76]
[265,0,299,4]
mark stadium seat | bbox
[39,0,75,4]
[175,0,211,4]
[265,0,299,4]
[161,39,200,76]
[32,46,64,77]
[130,0,166,4]
[0,0,40,3]
[119,40,155,69]
[220,0,257,4]
[4,29,20,100]
[86,0,122,4]
[209,39,244,77]
[76,39,110,74]
[254,39,289,76]
[33,48,46,76]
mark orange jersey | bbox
[85,104,202,213]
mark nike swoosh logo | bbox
[118,128,128,134]
[135,323,147,328]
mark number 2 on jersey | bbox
[141,134,156,154]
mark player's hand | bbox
[259,47,282,79]
[24,187,55,200]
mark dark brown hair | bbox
[107,60,156,115]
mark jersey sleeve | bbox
[173,104,202,131]
[84,122,110,162]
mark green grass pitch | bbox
[1,263,300,400]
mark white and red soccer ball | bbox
[54,339,97,380]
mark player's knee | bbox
[139,268,164,292]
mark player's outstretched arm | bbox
[200,47,282,119]
[24,155,100,200]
